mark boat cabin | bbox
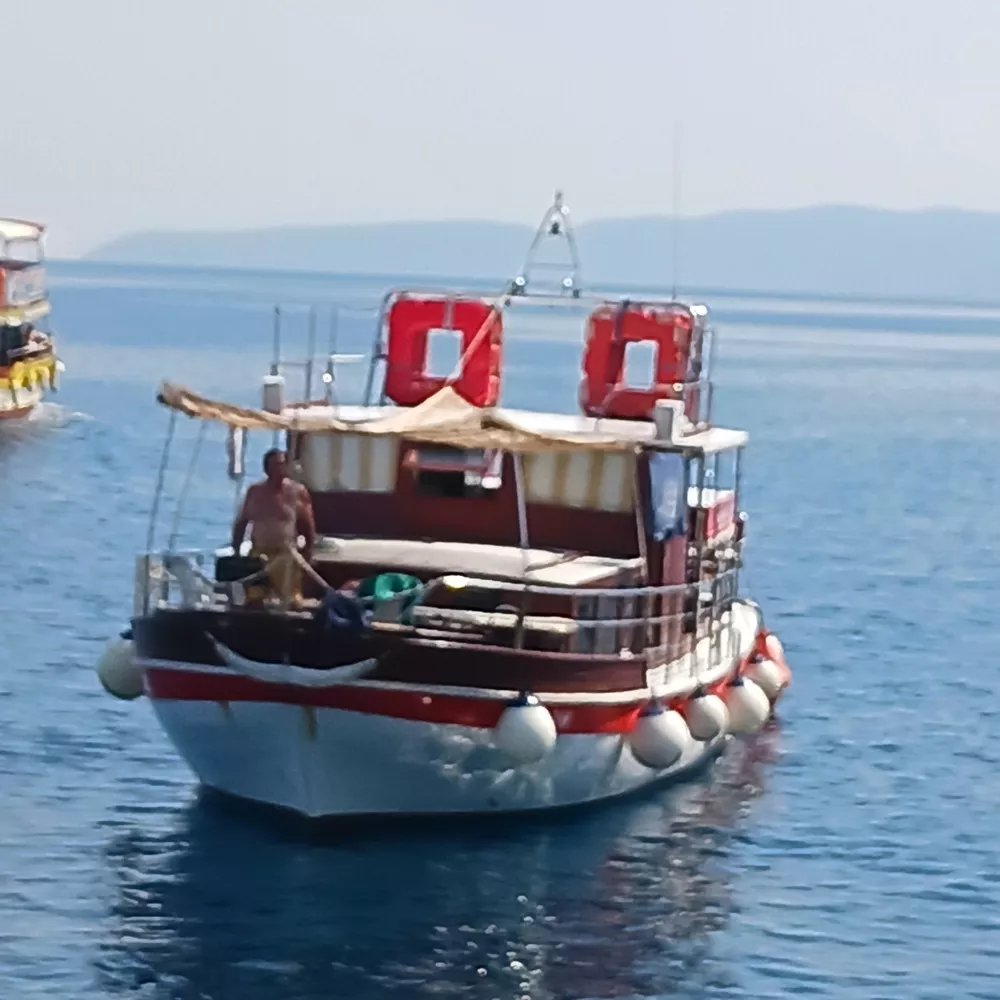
[0,219,50,360]
[0,219,48,325]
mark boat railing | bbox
[421,566,741,666]
[264,304,370,406]
[134,550,742,671]
[656,376,714,431]
[133,550,218,617]
[6,338,54,361]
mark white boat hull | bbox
[149,695,726,818]
[135,602,763,819]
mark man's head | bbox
[262,448,288,484]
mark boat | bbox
[97,195,792,820]
[0,218,60,420]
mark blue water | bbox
[2,263,1000,999]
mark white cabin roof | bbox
[158,382,748,456]
[289,402,749,455]
[0,219,44,243]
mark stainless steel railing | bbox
[134,549,742,672]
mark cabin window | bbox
[406,446,504,498]
[697,450,738,496]
[3,240,42,265]
[622,340,657,388]
[688,450,740,541]
[649,451,686,540]
[425,328,463,379]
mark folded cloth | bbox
[314,589,369,634]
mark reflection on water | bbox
[96,731,780,1000]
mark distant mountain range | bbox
[85,206,1000,301]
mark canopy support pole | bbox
[143,409,178,615]
[632,450,651,655]
[304,307,316,402]
[513,453,530,650]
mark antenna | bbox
[671,122,682,301]
[512,190,582,297]
[304,306,317,400]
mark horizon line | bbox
[80,201,1000,251]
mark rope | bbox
[443,299,505,385]
[167,420,208,551]
[288,545,334,592]
[145,410,177,556]
[206,546,330,592]
[173,554,271,589]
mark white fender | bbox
[724,676,771,734]
[764,633,785,664]
[684,693,729,742]
[493,694,557,765]
[746,657,786,702]
[97,637,144,700]
[629,703,691,770]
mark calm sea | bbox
[1,263,999,999]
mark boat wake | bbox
[30,402,91,425]
[0,402,91,434]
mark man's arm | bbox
[297,489,317,562]
[231,486,254,553]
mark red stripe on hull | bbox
[144,667,646,734]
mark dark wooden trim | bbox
[133,608,647,694]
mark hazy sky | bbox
[5,1,998,255]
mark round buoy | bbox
[97,637,144,700]
[764,633,786,665]
[746,656,786,702]
[724,675,771,734]
[684,693,729,742]
[629,702,691,770]
[493,693,557,764]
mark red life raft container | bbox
[383,296,503,408]
[580,303,697,419]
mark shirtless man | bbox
[231,448,316,604]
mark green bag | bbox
[356,573,424,624]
